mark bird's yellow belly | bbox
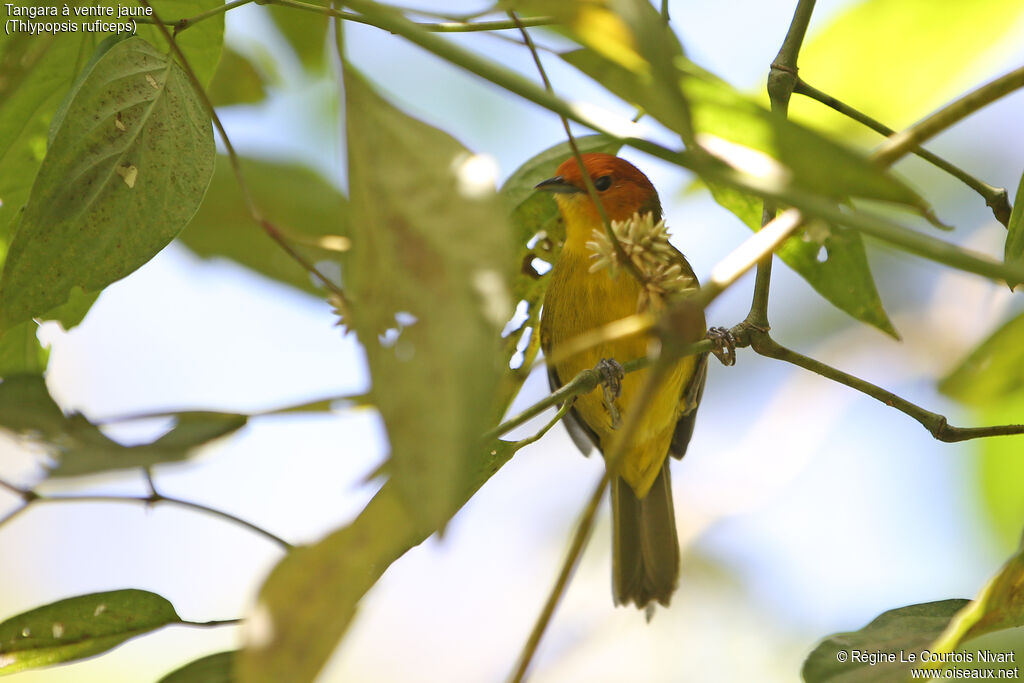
[542,248,695,498]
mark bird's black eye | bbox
[594,175,612,191]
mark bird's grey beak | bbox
[535,176,582,194]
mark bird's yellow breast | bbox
[540,213,697,498]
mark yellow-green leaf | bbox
[339,65,513,531]
[940,312,1024,404]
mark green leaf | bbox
[0,322,48,377]
[340,65,513,531]
[267,1,329,72]
[0,36,215,331]
[939,312,1024,404]
[706,182,897,337]
[972,395,1024,549]
[1003,170,1024,289]
[0,31,87,248]
[0,589,181,676]
[802,599,970,683]
[178,156,348,298]
[207,48,266,107]
[236,137,626,683]
[497,135,623,396]
[0,375,247,478]
[790,0,1024,143]
[157,651,236,683]
[804,539,1024,682]
[929,536,1024,657]
[562,47,927,209]
[237,441,514,683]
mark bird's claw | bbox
[707,326,736,367]
[597,358,624,429]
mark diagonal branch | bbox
[794,77,1011,226]
[743,327,1024,442]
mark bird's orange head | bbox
[535,154,662,236]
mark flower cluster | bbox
[586,212,696,309]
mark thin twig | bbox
[873,64,1024,168]
[510,471,609,683]
[182,618,243,627]
[138,0,352,312]
[508,11,650,289]
[134,0,254,31]
[265,0,555,33]
[794,77,1011,226]
[746,329,1024,442]
[27,491,293,549]
[746,0,817,330]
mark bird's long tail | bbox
[611,460,680,609]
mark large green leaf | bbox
[237,441,516,683]
[804,537,1024,682]
[157,651,236,683]
[802,599,970,682]
[0,589,181,676]
[0,0,221,234]
[706,182,897,336]
[236,115,614,683]
[0,375,246,477]
[178,156,348,298]
[791,0,1024,142]
[0,36,215,331]
[940,312,1024,404]
[0,322,48,377]
[1003,170,1024,289]
[340,65,513,530]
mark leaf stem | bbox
[138,0,352,312]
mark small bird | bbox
[537,153,707,609]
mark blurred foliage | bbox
[0,0,1023,681]
[789,0,1024,141]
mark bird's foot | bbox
[707,326,737,367]
[597,358,624,429]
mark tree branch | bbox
[746,328,1024,442]
[747,0,817,330]
[794,78,1011,226]
[873,64,1024,168]
[0,475,293,550]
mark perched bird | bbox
[537,153,707,609]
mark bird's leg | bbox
[597,358,624,429]
[707,326,737,367]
